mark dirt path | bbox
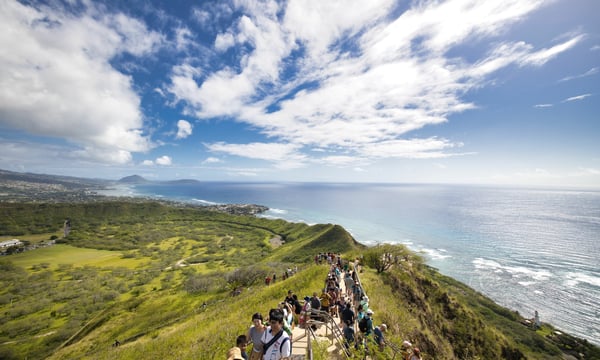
[269,235,283,248]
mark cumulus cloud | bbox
[155,155,172,166]
[176,120,193,139]
[167,0,580,164]
[0,1,163,165]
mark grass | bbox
[8,244,145,270]
[1,201,598,360]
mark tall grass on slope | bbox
[49,265,330,360]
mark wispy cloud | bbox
[563,94,592,102]
[559,67,598,82]
[534,103,553,108]
[168,0,579,164]
[202,157,222,164]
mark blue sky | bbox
[1,0,598,187]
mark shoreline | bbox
[1,177,599,348]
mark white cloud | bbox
[174,27,194,51]
[155,155,172,166]
[202,157,222,164]
[359,138,462,159]
[559,67,598,82]
[214,31,235,52]
[0,1,163,165]
[167,0,577,164]
[534,103,553,108]
[564,94,592,102]
[205,142,304,162]
[176,120,193,139]
[142,160,155,166]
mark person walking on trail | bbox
[246,313,266,360]
[341,303,355,328]
[373,323,387,352]
[407,347,422,360]
[260,309,291,360]
[342,319,355,350]
[299,296,311,328]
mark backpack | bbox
[310,297,321,310]
[358,316,369,333]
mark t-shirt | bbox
[374,326,384,344]
[260,327,291,360]
[249,326,265,353]
[341,307,355,323]
[343,326,355,343]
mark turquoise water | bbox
[113,182,600,345]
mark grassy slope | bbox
[1,201,598,360]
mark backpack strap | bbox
[262,329,283,355]
[279,336,290,353]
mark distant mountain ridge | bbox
[117,175,148,184]
[0,168,108,188]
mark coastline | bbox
[1,174,599,348]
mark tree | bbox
[362,244,410,273]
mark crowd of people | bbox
[226,252,423,360]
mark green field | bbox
[9,244,145,270]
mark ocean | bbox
[105,182,600,345]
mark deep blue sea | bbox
[103,182,600,345]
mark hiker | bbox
[291,294,302,324]
[343,319,355,350]
[238,335,249,360]
[265,275,271,286]
[373,323,387,352]
[299,296,311,328]
[356,304,365,323]
[319,289,331,316]
[284,290,295,308]
[344,271,354,297]
[407,347,422,360]
[341,302,355,328]
[226,334,247,360]
[309,291,321,324]
[278,302,294,335]
[261,309,291,360]
[246,313,266,360]
[401,340,413,359]
[358,309,374,336]
[360,295,370,312]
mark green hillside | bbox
[0,201,598,359]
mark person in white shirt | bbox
[260,309,291,360]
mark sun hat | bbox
[227,347,243,360]
[366,309,374,315]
